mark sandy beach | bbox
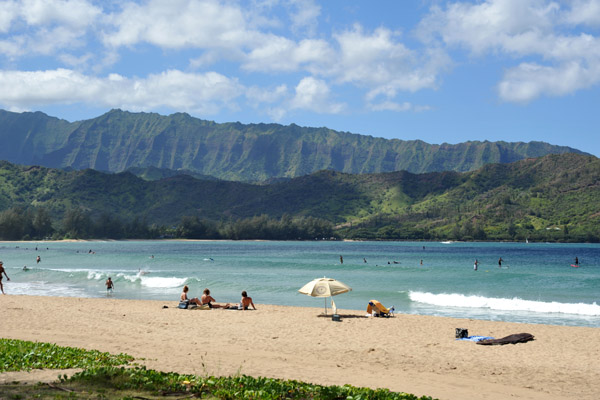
[1,295,599,400]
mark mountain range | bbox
[1,153,598,241]
[0,109,587,182]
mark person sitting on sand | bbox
[0,261,10,294]
[240,291,256,310]
[181,285,201,306]
[201,288,229,309]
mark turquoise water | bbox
[2,240,599,327]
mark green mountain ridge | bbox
[0,153,598,241]
[0,109,587,182]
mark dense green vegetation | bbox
[0,339,435,399]
[0,153,598,242]
[0,338,133,372]
[0,108,585,182]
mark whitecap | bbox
[408,291,600,316]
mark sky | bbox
[1,0,599,156]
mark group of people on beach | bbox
[181,286,256,310]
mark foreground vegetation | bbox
[0,339,435,399]
[1,153,599,242]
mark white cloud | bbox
[418,0,559,56]
[328,25,448,102]
[419,0,600,103]
[368,101,431,113]
[0,1,19,33]
[102,0,255,52]
[0,68,244,114]
[498,61,600,102]
[564,0,600,27]
[246,84,288,104]
[290,76,344,113]
[0,0,100,59]
[287,0,320,36]
[243,36,332,72]
[20,0,101,28]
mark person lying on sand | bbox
[201,288,230,309]
[181,285,202,306]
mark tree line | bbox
[0,207,336,241]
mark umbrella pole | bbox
[324,297,327,315]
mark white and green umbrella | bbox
[298,277,352,315]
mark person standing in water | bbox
[0,261,10,294]
[339,255,343,264]
[474,259,479,271]
[106,277,114,294]
[498,257,503,268]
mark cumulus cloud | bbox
[0,68,244,114]
[102,0,255,52]
[498,61,600,102]
[0,0,100,59]
[290,76,344,113]
[419,0,600,103]
[564,0,600,27]
[328,25,447,102]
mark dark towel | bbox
[476,333,534,346]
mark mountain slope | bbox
[0,153,598,241]
[0,109,587,182]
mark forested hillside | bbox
[0,109,586,182]
[0,153,598,242]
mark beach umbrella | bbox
[298,277,352,315]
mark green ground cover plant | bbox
[0,338,134,372]
[0,339,436,399]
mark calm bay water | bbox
[2,240,599,327]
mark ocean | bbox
[1,240,599,327]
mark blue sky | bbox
[1,0,599,156]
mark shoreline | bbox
[1,295,599,400]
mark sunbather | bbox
[181,285,201,305]
[201,288,229,308]
[240,291,256,310]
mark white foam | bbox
[409,291,600,316]
[139,276,186,288]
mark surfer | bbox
[574,257,579,266]
[474,259,479,271]
[0,261,10,294]
[363,258,367,263]
[339,255,343,264]
[498,257,503,268]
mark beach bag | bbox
[455,328,468,338]
[178,300,189,309]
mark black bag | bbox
[178,300,189,309]
[455,328,468,338]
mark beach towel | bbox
[476,333,534,345]
[457,336,494,342]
